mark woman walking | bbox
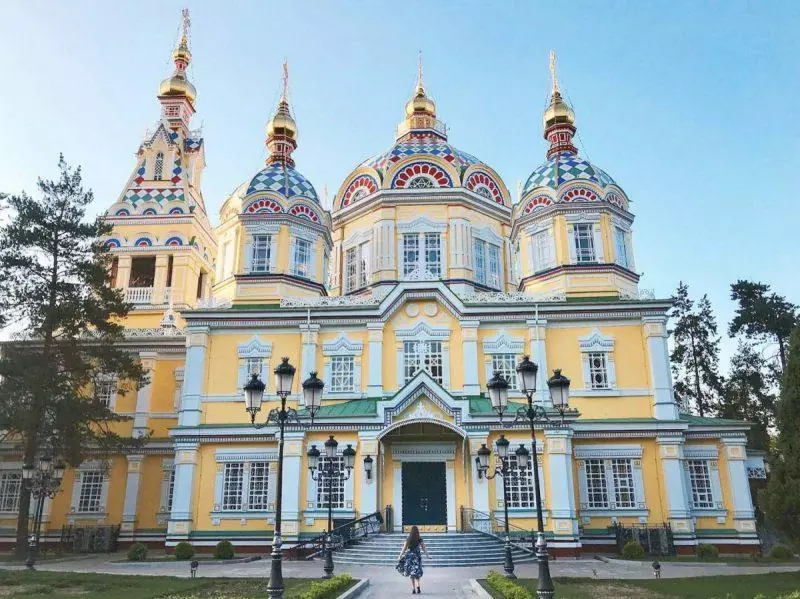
[396,525,431,594]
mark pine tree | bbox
[719,341,775,451]
[0,156,145,556]
[761,327,800,547]
[730,280,798,374]
[669,282,724,417]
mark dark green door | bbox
[402,462,447,526]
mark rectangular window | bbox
[248,462,270,511]
[252,235,271,273]
[403,234,419,276]
[403,340,443,384]
[505,454,535,508]
[330,356,355,393]
[345,247,358,292]
[584,459,609,509]
[491,354,518,391]
[95,378,117,407]
[611,459,637,508]
[588,352,610,389]
[166,469,176,513]
[487,244,500,289]
[292,238,312,278]
[77,471,104,513]
[345,242,370,292]
[614,227,629,268]
[532,230,552,272]
[573,223,596,263]
[359,241,371,287]
[0,472,21,512]
[222,463,244,511]
[316,457,345,509]
[474,238,486,284]
[424,233,441,277]
[244,357,262,378]
[109,257,119,288]
[688,460,714,509]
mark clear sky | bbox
[1,1,798,365]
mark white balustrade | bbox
[126,287,154,304]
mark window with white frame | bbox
[166,468,176,513]
[687,460,714,509]
[292,238,312,278]
[511,239,521,282]
[153,152,164,181]
[95,377,117,407]
[611,459,637,508]
[345,241,370,292]
[424,233,442,277]
[402,234,419,277]
[587,352,610,389]
[330,356,355,393]
[473,238,485,283]
[531,229,554,272]
[402,233,441,278]
[492,354,519,391]
[247,462,270,510]
[473,239,501,288]
[582,458,640,510]
[252,235,272,273]
[614,227,630,268]
[77,471,105,513]
[0,472,21,512]
[505,454,535,508]
[584,459,609,508]
[573,223,596,263]
[316,456,345,509]
[222,463,245,511]
[403,340,443,384]
[244,357,263,378]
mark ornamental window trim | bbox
[236,337,272,392]
[577,453,646,512]
[212,450,278,514]
[473,237,502,289]
[684,458,724,511]
[322,334,364,396]
[0,470,22,513]
[69,461,110,516]
[578,329,616,391]
[395,321,452,390]
[289,235,315,280]
[306,444,357,513]
[493,441,545,511]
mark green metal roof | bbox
[679,413,749,426]
[468,396,527,415]
[300,398,378,418]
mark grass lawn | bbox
[480,572,800,599]
[0,570,356,599]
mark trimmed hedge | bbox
[696,543,719,560]
[769,544,794,560]
[299,574,354,599]
[214,540,235,560]
[485,570,533,599]
[126,542,148,561]
[174,541,195,560]
[622,539,645,559]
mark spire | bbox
[159,9,197,108]
[398,53,445,141]
[265,61,298,168]
[415,50,425,96]
[542,50,577,158]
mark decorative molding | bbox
[391,442,456,461]
[457,290,566,304]
[578,329,615,352]
[574,445,643,459]
[482,330,525,354]
[397,215,447,234]
[394,320,451,340]
[321,333,364,355]
[237,336,272,358]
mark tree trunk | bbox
[777,335,787,375]
[690,333,704,417]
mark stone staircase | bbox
[331,532,536,567]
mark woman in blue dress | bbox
[396,525,431,594]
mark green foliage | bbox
[213,540,234,560]
[768,544,793,560]
[696,543,720,560]
[174,541,195,560]
[485,570,533,599]
[299,574,354,599]
[763,327,800,546]
[126,542,148,561]
[622,539,645,559]
[669,282,724,416]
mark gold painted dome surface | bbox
[405,91,436,117]
[159,74,197,103]
[543,91,575,129]
[267,107,297,138]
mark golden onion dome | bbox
[266,101,297,139]
[543,91,575,129]
[159,74,197,104]
[172,36,191,65]
[405,87,436,117]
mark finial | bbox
[516,180,522,203]
[549,50,559,95]
[416,50,425,94]
[181,8,191,42]
[280,59,290,103]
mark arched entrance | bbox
[378,419,467,532]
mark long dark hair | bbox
[407,525,421,548]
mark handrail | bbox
[460,506,536,556]
[290,511,383,559]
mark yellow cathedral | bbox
[0,18,767,558]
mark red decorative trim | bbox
[391,162,452,188]
[606,192,628,210]
[342,175,379,207]
[561,187,599,203]
[465,171,503,204]
[245,199,283,214]
[289,204,320,222]
[524,195,554,214]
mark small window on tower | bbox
[154,152,164,181]
[109,257,119,287]
[196,272,205,299]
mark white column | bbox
[178,327,209,427]
[393,462,403,530]
[462,320,480,395]
[121,455,144,534]
[366,322,384,398]
[545,429,579,539]
[722,438,757,537]
[299,324,319,406]
[359,434,379,515]
[280,433,304,541]
[446,460,457,531]
[527,318,550,406]
[644,316,679,420]
[133,353,157,436]
[657,436,694,539]
[152,254,170,304]
[373,220,396,276]
[468,434,491,533]
[167,442,198,542]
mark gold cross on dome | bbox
[181,8,191,39]
[549,50,559,94]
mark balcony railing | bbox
[125,287,153,304]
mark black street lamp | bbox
[243,359,322,599]
[22,451,65,570]
[307,435,355,579]
[476,434,517,579]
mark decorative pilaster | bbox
[644,316,679,420]
[359,435,379,515]
[468,434,491,533]
[299,324,320,406]
[133,353,157,436]
[281,433,304,540]
[152,254,170,304]
[366,322,384,397]
[178,326,209,427]
[121,455,144,534]
[526,319,549,405]
[116,255,132,289]
[167,443,198,542]
[372,220,396,277]
[462,320,481,395]
[545,429,579,539]
[722,437,757,536]
[656,436,694,538]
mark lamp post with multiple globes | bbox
[22,451,65,570]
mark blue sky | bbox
[1,1,798,365]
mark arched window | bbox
[408,176,435,189]
[154,152,164,181]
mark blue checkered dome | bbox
[245,163,319,203]
[522,152,618,197]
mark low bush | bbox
[622,539,645,559]
[769,544,793,560]
[214,540,235,560]
[299,574,354,599]
[174,541,195,560]
[697,543,719,560]
[485,570,533,599]
[126,542,148,561]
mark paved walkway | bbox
[4,555,800,599]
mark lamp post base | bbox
[322,535,334,579]
[503,539,516,579]
[534,532,554,599]
[266,541,284,599]
[25,536,37,571]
